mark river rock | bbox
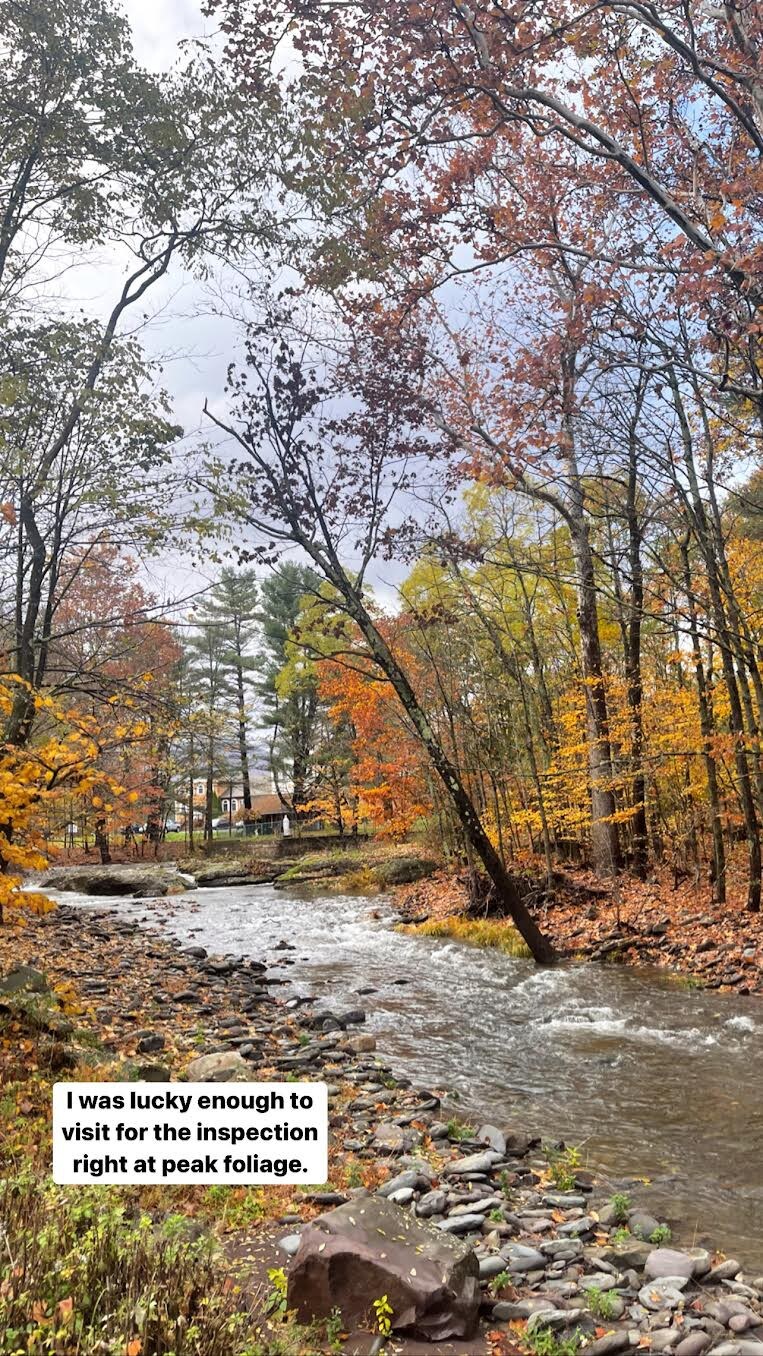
[286,1197,480,1340]
[628,1209,663,1239]
[705,1346,763,1356]
[729,1313,758,1333]
[581,1273,618,1292]
[645,1249,705,1281]
[527,1308,584,1334]
[595,1239,652,1270]
[708,1262,743,1283]
[136,1033,165,1054]
[543,1192,588,1209]
[184,1051,250,1082]
[503,1128,537,1156]
[372,1122,421,1155]
[40,865,187,897]
[445,1151,503,1176]
[583,1334,633,1356]
[479,1124,507,1154]
[388,1187,415,1205]
[652,1330,681,1352]
[437,1214,485,1234]
[675,1336,713,1356]
[479,1256,510,1280]
[348,1034,376,1053]
[639,1278,689,1311]
[417,1190,447,1218]
[502,1243,546,1272]
[378,1170,428,1198]
[0,965,49,994]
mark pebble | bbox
[526,1308,584,1334]
[436,1213,486,1234]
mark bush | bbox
[0,1178,255,1356]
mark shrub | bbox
[0,1178,255,1356]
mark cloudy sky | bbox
[126,0,208,70]
[84,1,253,605]
[72,1,402,610]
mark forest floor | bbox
[1,889,763,1355]
[396,856,763,996]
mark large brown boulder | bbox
[287,1197,479,1341]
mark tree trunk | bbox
[570,520,622,876]
[236,659,252,811]
[681,540,726,903]
[670,372,760,910]
[338,586,556,963]
[204,738,214,844]
[94,818,112,865]
[624,430,648,875]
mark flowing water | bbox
[60,883,763,1263]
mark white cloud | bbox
[121,0,209,70]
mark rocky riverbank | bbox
[38,844,439,899]
[1,901,762,1356]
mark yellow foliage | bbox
[0,677,145,922]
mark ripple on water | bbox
[57,881,763,1265]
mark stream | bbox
[61,882,763,1263]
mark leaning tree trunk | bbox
[338,586,556,964]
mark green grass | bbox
[545,1144,582,1192]
[528,1327,584,1356]
[585,1286,619,1320]
[609,1191,632,1223]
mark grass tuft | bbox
[403,915,531,957]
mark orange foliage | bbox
[318,657,432,837]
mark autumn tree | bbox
[0,0,282,747]
[205,312,556,962]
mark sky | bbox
[67,0,403,612]
[78,1,253,607]
[125,0,206,71]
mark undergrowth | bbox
[0,1178,258,1356]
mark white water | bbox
[60,882,763,1264]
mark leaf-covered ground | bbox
[397,857,763,994]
